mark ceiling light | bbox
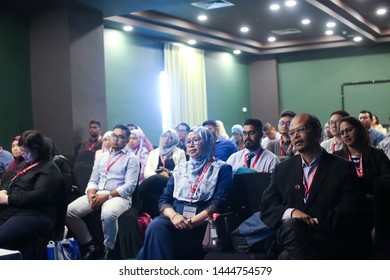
[376,8,387,15]
[326,21,336,28]
[233,50,241,55]
[123,25,133,32]
[268,36,276,42]
[187,39,197,45]
[240,26,250,33]
[198,14,208,21]
[285,1,296,7]
[325,30,334,35]
[270,4,280,11]
[353,36,363,42]
[301,19,311,25]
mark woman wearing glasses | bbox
[0,130,64,259]
[335,116,390,195]
[138,129,186,218]
[138,126,233,259]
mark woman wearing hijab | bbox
[138,129,186,217]
[128,129,149,184]
[7,135,24,173]
[95,130,113,158]
[138,126,233,259]
[230,124,245,150]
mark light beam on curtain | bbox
[163,43,207,129]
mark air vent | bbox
[191,0,235,10]
[271,28,302,36]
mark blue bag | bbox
[230,211,275,254]
[47,238,81,260]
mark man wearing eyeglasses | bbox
[266,110,296,161]
[320,110,350,153]
[67,124,140,260]
[226,118,279,173]
[260,113,363,259]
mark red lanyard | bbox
[11,162,40,181]
[106,152,126,175]
[302,166,319,198]
[159,155,171,168]
[190,161,213,200]
[348,154,364,177]
[243,149,263,169]
[279,139,292,156]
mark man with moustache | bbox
[260,113,363,259]
[227,118,279,173]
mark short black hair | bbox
[202,120,217,128]
[89,120,101,127]
[359,110,373,120]
[127,123,138,129]
[330,110,350,118]
[279,110,296,119]
[243,118,263,132]
[113,124,130,138]
[262,122,272,132]
[175,122,190,132]
[19,130,51,161]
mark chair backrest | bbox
[374,175,390,259]
[229,172,271,217]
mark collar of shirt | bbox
[109,146,128,155]
[244,147,262,155]
[301,150,322,169]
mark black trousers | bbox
[276,218,341,260]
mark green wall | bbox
[205,51,251,134]
[278,44,390,126]
[104,29,251,144]
[0,11,32,148]
[104,29,164,145]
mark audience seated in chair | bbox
[0,130,65,259]
[138,129,186,218]
[138,126,233,260]
[66,124,140,260]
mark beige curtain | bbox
[164,43,207,129]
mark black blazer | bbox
[260,149,363,232]
[335,146,390,194]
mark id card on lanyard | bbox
[189,161,213,203]
[302,166,318,203]
[98,151,126,190]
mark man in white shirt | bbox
[320,110,350,153]
[66,124,140,260]
[261,122,281,149]
[227,118,280,173]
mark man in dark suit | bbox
[260,113,363,259]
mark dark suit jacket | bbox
[335,146,390,195]
[260,149,363,233]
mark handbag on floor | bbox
[47,238,81,260]
[202,211,240,252]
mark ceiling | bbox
[3,0,390,57]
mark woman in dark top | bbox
[7,135,24,173]
[335,116,390,195]
[0,130,64,257]
[138,126,233,260]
